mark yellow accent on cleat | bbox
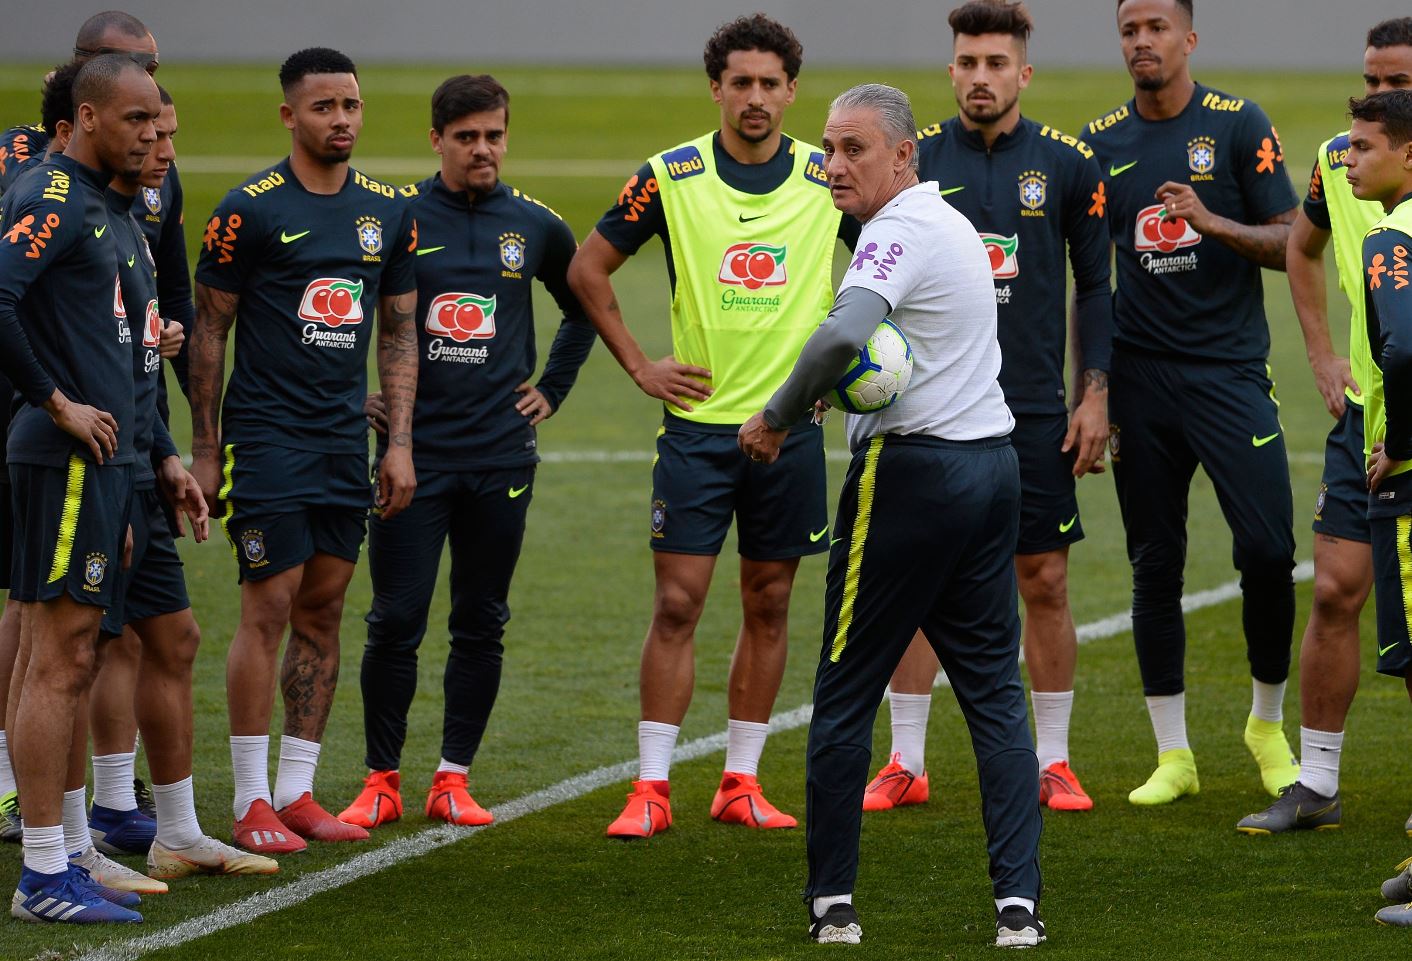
[1244,715,1300,798]
[1128,748,1199,806]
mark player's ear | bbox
[1019,63,1034,91]
[784,76,797,108]
[279,102,295,132]
[1185,30,1198,56]
[897,137,916,172]
[429,128,441,156]
[709,77,724,106]
[76,101,98,134]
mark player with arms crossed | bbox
[863,0,1112,814]
[189,47,418,854]
[1084,0,1300,805]
[569,14,855,837]
[1239,18,1412,835]
[340,74,596,829]
[741,83,1044,950]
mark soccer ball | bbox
[824,319,914,414]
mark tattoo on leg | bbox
[280,629,338,741]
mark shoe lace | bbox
[134,778,156,818]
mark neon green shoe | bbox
[1128,748,1199,806]
[1243,715,1300,798]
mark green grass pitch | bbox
[0,60,1407,959]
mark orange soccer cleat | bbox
[338,770,404,829]
[862,753,929,811]
[605,780,672,839]
[277,793,371,843]
[710,772,797,829]
[233,798,307,855]
[1039,760,1094,812]
[425,771,493,826]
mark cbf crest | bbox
[500,232,527,276]
[1018,170,1047,215]
[1187,136,1217,179]
[356,215,384,257]
[142,187,161,215]
[83,552,108,590]
[239,529,268,567]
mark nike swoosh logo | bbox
[94,225,107,238]
[809,527,829,542]
[1381,641,1400,656]
[1296,801,1338,820]
[280,229,310,244]
[738,213,766,223]
[1252,433,1280,448]
[127,255,135,267]
[417,246,446,256]
[746,794,770,826]
[939,186,966,196]
[508,484,529,499]
[1059,514,1078,533]
[1109,161,1139,177]
[830,537,843,547]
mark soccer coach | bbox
[739,84,1043,949]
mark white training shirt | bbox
[840,180,1014,449]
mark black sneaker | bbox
[1235,782,1340,835]
[133,779,156,820]
[995,904,1045,948]
[808,901,861,944]
[1383,856,1412,902]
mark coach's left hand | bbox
[1155,182,1218,235]
[738,412,787,466]
[1369,442,1406,493]
[157,454,210,543]
[159,320,185,359]
[514,382,556,426]
[378,448,417,519]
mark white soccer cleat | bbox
[148,835,279,879]
[71,845,168,895]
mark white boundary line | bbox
[74,560,1314,961]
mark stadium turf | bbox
[0,62,1401,959]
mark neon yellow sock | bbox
[1245,714,1300,797]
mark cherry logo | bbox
[978,233,1019,279]
[297,278,364,327]
[1134,204,1201,254]
[142,299,161,348]
[425,292,497,342]
[718,242,787,290]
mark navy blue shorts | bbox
[219,442,369,581]
[649,414,828,560]
[0,478,11,591]
[7,458,134,608]
[101,487,189,635]
[1012,413,1083,555]
[1312,403,1371,543]
[1370,509,1412,677]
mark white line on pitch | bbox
[73,560,1315,961]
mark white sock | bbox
[436,758,469,776]
[887,692,931,775]
[1031,691,1074,771]
[996,896,1036,913]
[1145,693,1189,754]
[272,735,322,810]
[724,719,770,777]
[813,893,853,915]
[1251,679,1286,723]
[0,731,15,797]
[153,776,204,850]
[1299,726,1343,797]
[91,751,138,811]
[62,787,89,857]
[230,734,271,820]
[22,823,67,876]
[637,720,680,782]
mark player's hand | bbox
[1063,391,1109,477]
[156,455,210,543]
[123,524,134,571]
[364,392,389,435]
[190,451,222,517]
[633,355,712,411]
[1369,442,1406,492]
[159,320,185,359]
[514,382,556,426]
[377,446,416,520]
[1155,182,1218,235]
[738,411,788,466]
[44,390,117,464]
[812,398,832,427]
[1310,352,1357,420]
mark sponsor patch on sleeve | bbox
[661,145,705,181]
[804,152,828,187]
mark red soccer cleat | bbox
[277,793,371,842]
[709,772,797,829]
[862,753,929,811]
[1039,760,1094,811]
[233,798,307,855]
[605,780,672,839]
[425,771,493,826]
[338,770,404,829]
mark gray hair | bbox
[829,83,918,170]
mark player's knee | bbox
[652,582,706,637]
[161,618,202,671]
[741,575,792,629]
[1311,567,1367,623]
[1017,556,1069,613]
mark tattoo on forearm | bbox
[377,293,419,449]
[280,628,338,741]
[189,284,238,456]
[1083,369,1109,392]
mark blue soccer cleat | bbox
[10,865,143,924]
[89,802,157,856]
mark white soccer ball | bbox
[825,319,913,414]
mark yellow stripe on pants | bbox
[1398,515,1412,646]
[830,436,884,663]
[218,443,237,558]
[46,454,86,584]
